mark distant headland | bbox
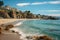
[0,1,59,20]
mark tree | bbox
[0,1,4,6]
[25,11,31,18]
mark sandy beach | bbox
[0,32,20,40]
[0,19,22,24]
[0,19,53,40]
[0,19,22,40]
[0,19,40,24]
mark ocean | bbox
[12,20,60,40]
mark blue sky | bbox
[3,0,60,16]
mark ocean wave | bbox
[14,21,24,26]
[10,20,60,40]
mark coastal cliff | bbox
[0,1,59,20]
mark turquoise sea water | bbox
[17,20,60,40]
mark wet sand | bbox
[0,19,52,40]
[0,19,21,40]
[0,33,20,40]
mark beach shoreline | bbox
[0,19,41,24]
[0,19,53,40]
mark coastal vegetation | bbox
[0,1,59,20]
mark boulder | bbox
[32,35,52,40]
[26,36,32,39]
[11,30,15,33]
[5,24,14,30]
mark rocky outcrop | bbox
[0,24,53,40]
[32,35,52,40]
[0,6,59,20]
[12,9,17,18]
[5,24,14,30]
[0,24,14,31]
[0,10,10,18]
[26,35,53,40]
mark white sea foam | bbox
[14,21,24,26]
[10,21,24,33]
[10,21,27,40]
[10,20,47,40]
[10,27,27,39]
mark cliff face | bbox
[0,10,10,18]
[12,9,17,18]
[0,6,59,20]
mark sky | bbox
[3,0,60,16]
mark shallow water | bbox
[16,20,60,40]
